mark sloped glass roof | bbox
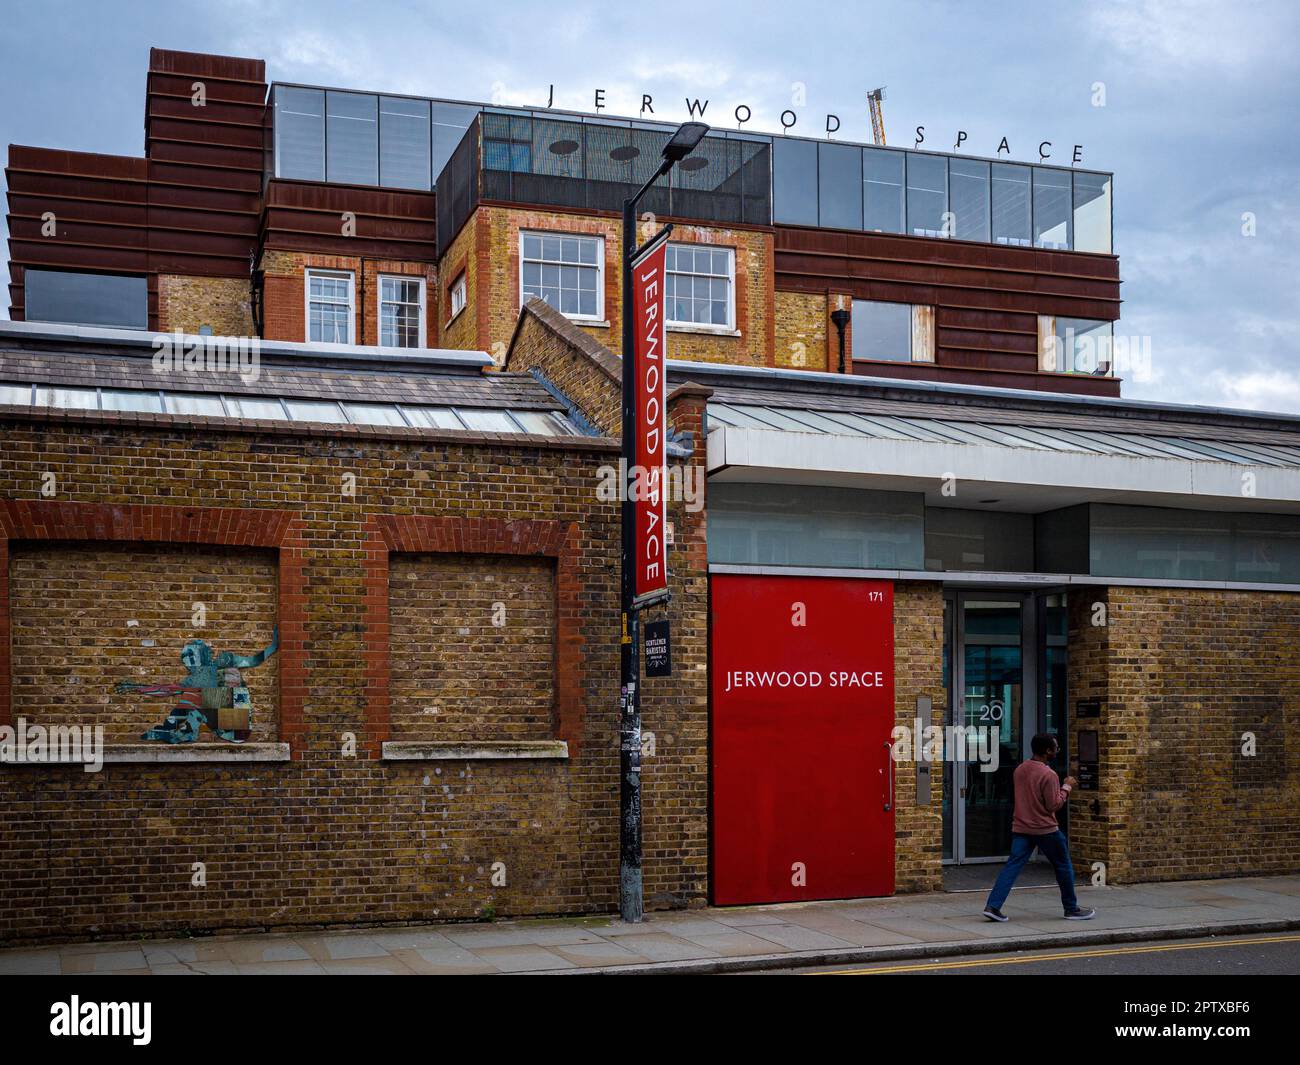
[2,382,579,436]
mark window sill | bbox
[381,740,569,761]
[569,319,610,329]
[669,324,741,338]
[1,742,291,766]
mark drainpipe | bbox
[359,257,368,345]
[250,266,264,339]
[830,305,850,375]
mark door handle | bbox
[883,741,894,812]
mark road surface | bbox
[752,932,1300,975]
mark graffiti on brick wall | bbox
[116,628,278,743]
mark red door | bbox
[711,574,895,905]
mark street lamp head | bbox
[662,122,710,164]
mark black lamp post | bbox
[618,120,708,923]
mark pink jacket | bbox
[1012,759,1072,834]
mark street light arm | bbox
[625,158,673,215]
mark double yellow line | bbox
[814,933,1300,974]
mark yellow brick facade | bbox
[1067,586,1300,885]
[257,249,437,348]
[436,211,480,354]
[774,290,829,370]
[438,205,775,367]
[157,274,254,337]
[773,290,857,372]
[9,542,279,743]
[892,581,948,892]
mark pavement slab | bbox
[523,926,610,947]
[743,923,859,951]
[600,932,722,962]
[312,935,394,961]
[772,913,921,947]
[677,930,798,956]
[367,929,459,951]
[0,951,59,975]
[2,873,1295,976]
[399,946,495,974]
[232,959,327,975]
[472,945,577,973]
[60,948,149,974]
[549,940,650,967]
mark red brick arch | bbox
[0,500,307,752]
[362,515,586,758]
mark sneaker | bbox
[1064,907,1096,920]
[982,906,1008,922]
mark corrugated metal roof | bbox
[707,402,1300,468]
[693,377,1300,445]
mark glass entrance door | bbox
[942,590,1066,864]
[957,597,1024,860]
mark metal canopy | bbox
[707,402,1300,469]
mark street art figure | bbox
[116,629,279,743]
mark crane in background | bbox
[867,87,887,146]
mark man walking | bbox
[983,732,1095,922]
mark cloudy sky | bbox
[2,0,1297,411]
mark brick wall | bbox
[1066,589,1111,874]
[517,298,948,898]
[388,553,556,741]
[772,290,859,373]
[158,275,254,337]
[478,206,623,361]
[645,382,711,907]
[1067,586,1300,884]
[775,290,829,370]
[0,409,710,942]
[644,220,772,368]
[9,543,279,743]
[259,250,438,348]
[892,581,946,892]
[437,215,480,354]
[505,299,622,435]
[449,204,775,368]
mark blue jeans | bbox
[986,830,1078,912]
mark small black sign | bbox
[1076,728,1099,791]
[645,619,672,677]
[1075,697,1102,718]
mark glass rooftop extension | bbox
[436,111,771,244]
[268,83,1113,254]
[0,381,579,435]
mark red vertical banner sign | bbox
[631,230,670,607]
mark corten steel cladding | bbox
[711,575,896,905]
[631,234,669,606]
